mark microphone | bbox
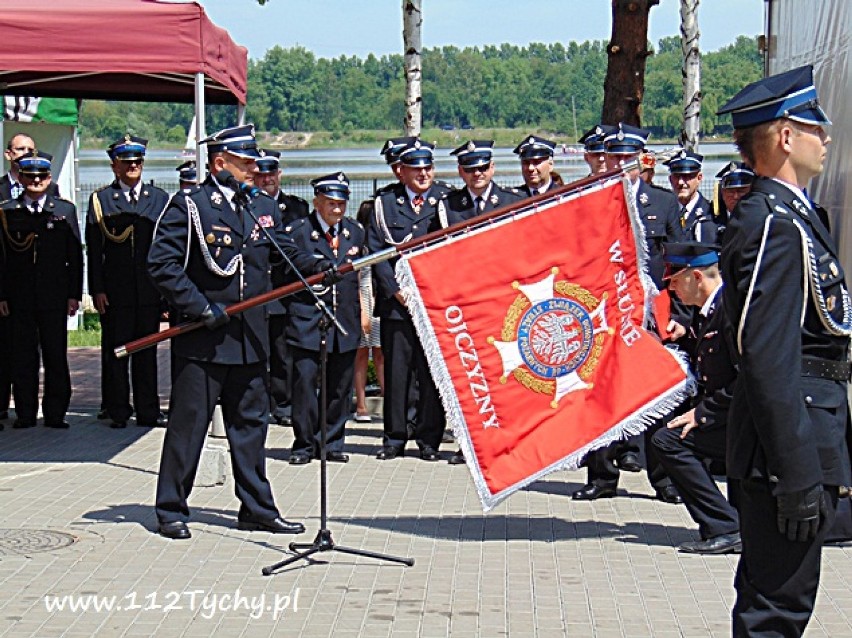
[216,169,262,199]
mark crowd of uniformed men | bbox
[0,64,849,637]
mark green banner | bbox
[3,97,79,126]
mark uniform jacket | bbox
[687,286,736,431]
[367,181,452,321]
[434,182,523,228]
[721,176,852,493]
[147,176,321,365]
[0,173,59,200]
[681,193,719,244]
[515,180,560,199]
[268,191,310,317]
[85,180,169,308]
[0,194,83,311]
[282,212,365,352]
[636,180,686,288]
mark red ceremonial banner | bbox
[397,177,691,510]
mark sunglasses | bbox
[462,165,490,174]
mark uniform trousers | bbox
[380,317,443,451]
[585,420,674,491]
[290,345,355,456]
[100,304,160,423]
[652,425,739,539]
[9,307,71,424]
[155,357,279,524]
[268,314,293,421]
[731,478,838,637]
[0,315,11,413]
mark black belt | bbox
[801,356,851,382]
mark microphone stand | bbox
[230,186,413,575]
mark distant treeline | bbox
[79,35,762,144]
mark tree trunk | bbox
[679,0,701,150]
[601,0,659,126]
[402,0,423,136]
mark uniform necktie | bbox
[475,196,484,212]
[30,201,40,215]
[128,190,138,206]
[326,225,339,253]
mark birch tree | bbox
[679,0,701,150]
[402,0,423,136]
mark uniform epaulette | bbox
[283,217,309,234]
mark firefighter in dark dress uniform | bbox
[367,139,451,461]
[176,160,197,192]
[0,151,82,429]
[573,123,686,504]
[652,242,741,554]
[432,140,522,465]
[255,149,310,426]
[513,135,560,198]
[714,161,755,227]
[283,173,364,464]
[578,125,611,176]
[147,124,328,540]
[717,65,852,637]
[664,150,718,243]
[86,135,168,428]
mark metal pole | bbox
[194,72,207,182]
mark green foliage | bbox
[78,36,761,145]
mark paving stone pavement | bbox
[0,346,850,637]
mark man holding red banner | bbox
[572,124,687,504]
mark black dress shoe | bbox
[289,453,311,465]
[159,521,191,540]
[448,450,466,465]
[137,415,167,428]
[442,428,455,443]
[13,419,36,429]
[376,446,404,460]
[325,451,349,463]
[617,452,642,472]
[237,516,305,534]
[44,421,70,429]
[111,421,127,429]
[572,484,617,500]
[678,532,741,554]
[655,485,683,504]
[420,446,441,461]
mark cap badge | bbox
[338,173,345,182]
[124,134,131,143]
[467,141,476,152]
[617,131,625,141]
[527,136,535,145]
[414,140,421,150]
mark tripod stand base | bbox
[262,529,414,575]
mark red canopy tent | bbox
[0,0,249,176]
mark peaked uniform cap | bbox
[662,241,721,279]
[450,140,494,168]
[716,64,831,129]
[16,150,53,175]
[398,139,435,167]
[311,172,350,201]
[176,160,197,181]
[513,135,556,159]
[578,125,612,153]
[255,149,281,173]
[107,134,147,160]
[664,149,704,174]
[715,161,755,189]
[380,136,417,165]
[202,124,262,159]
[604,123,649,155]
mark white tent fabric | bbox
[766,0,851,269]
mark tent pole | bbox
[237,103,246,126]
[194,72,207,182]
